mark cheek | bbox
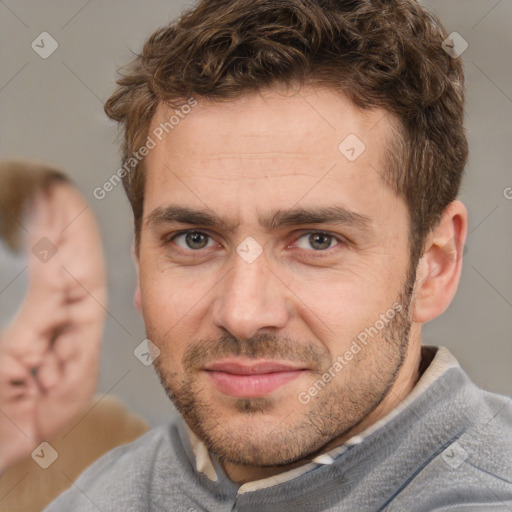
[281,261,402,314]
[139,267,214,344]
[283,260,402,337]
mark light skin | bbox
[135,85,467,484]
[0,182,106,470]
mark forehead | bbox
[143,86,403,228]
[148,85,394,165]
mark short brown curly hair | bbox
[105,0,467,266]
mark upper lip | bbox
[204,360,307,375]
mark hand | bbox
[0,180,106,470]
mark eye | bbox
[172,231,216,250]
[294,232,340,251]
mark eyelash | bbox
[166,229,347,256]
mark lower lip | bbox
[206,370,304,398]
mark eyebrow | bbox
[145,205,374,234]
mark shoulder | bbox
[43,423,181,511]
[391,385,512,511]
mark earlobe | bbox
[412,200,468,324]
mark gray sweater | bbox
[44,346,512,511]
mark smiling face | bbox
[137,85,422,474]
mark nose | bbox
[211,249,291,340]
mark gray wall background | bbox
[0,0,511,427]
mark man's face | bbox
[138,86,417,467]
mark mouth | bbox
[203,360,308,398]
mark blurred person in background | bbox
[0,160,148,511]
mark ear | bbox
[412,200,468,323]
[131,241,143,314]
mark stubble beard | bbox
[152,268,416,467]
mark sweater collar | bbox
[183,345,459,493]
